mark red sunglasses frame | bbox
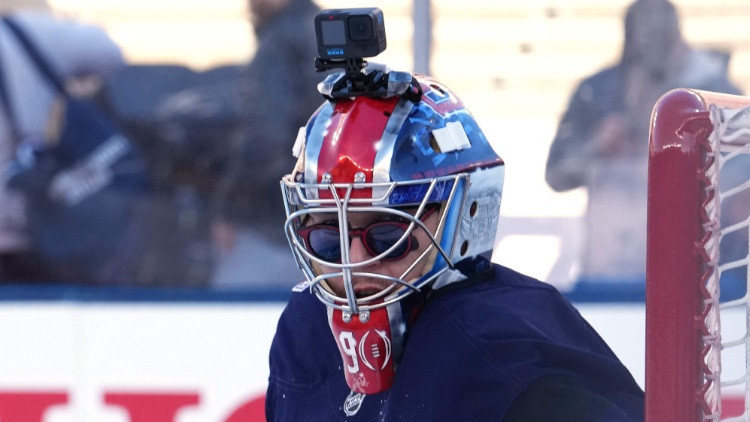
[296,206,439,263]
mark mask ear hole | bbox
[460,240,469,256]
[469,201,478,217]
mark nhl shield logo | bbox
[344,390,366,416]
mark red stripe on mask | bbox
[317,96,400,200]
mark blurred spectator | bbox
[0,0,125,282]
[103,64,242,288]
[545,0,741,285]
[209,0,323,288]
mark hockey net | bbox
[646,88,750,421]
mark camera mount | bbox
[315,56,377,96]
[315,57,366,82]
[316,62,423,103]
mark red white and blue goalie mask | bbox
[281,73,505,314]
[281,72,504,394]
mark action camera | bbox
[312,7,419,101]
[314,8,386,60]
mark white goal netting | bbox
[706,104,750,421]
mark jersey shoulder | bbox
[424,263,630,376]
[268,284,338,384]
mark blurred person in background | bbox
[0,0,125,282]
[545,0,741,286]
[209,0,323,289]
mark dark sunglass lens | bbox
[367,223,409,258]
[308,227,342,261]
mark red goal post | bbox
[646,88,750,421]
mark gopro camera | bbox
[312,7,418,100]
[315,8,386,60]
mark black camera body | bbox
[314,8,386,60]
[312,7,419,101]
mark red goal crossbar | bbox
[646,88,750,422]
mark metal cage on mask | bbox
[281,174,464,314]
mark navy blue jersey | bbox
[266,264,644,421]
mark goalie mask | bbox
[281,70,504,394]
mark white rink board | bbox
[0,302,284,422]
[5,300,742,420]
[577,304,646,388]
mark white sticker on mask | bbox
[432,121,471,153]
[292,127,306,158]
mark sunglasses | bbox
[296,206,439,263]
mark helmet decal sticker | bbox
[432,121,471,153]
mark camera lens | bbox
[348,15,373,41]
